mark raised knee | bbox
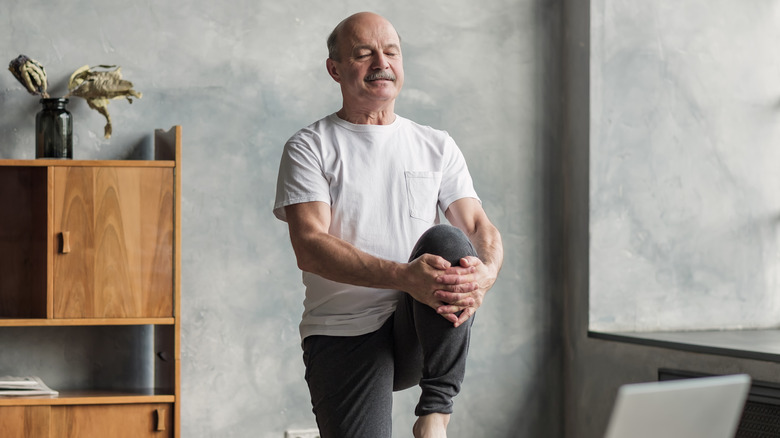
[410,224,476,264]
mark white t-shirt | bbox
[274,113,479,339]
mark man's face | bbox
[328,14,404,108]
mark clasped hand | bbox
[406,254,490,327]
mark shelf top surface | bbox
[0,318,176,327]
[0,159,175,168]
[0,389,175,406]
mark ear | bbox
[326,58,341,83]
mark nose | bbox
[372,52,390,69]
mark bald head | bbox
[327,12,401,61]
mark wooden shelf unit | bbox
[0,126,182,438]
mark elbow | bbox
[290,239,320,274]
[295,255,316,274]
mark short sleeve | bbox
[438,135,480,212]
[273,137,332,222]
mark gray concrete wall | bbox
[564,1,780,437]
[0,1,562,437]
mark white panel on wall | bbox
[590,0,780,332]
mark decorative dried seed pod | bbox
[8,54,49,98]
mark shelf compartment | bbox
[0,325,175,403]
[0,167,48,318]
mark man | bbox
[273,12,503,438]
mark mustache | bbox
[364,71,396,82]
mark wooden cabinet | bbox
[0,127,181,438]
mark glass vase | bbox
[35,98,73,159]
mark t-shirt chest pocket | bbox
[404,171,442,223]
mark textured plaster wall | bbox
[0,0,562,437]
[564,1,780,437]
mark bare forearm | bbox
[437,200,504,326]
[445,198,504,288]
[291,230,405,290]
[467,221,503,281]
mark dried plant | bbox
[7,55,142,139]
[8,54,50,98]
[65,65,142,139]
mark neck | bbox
[337,103,396,125]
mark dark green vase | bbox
[35,98,73,159]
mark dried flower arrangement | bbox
[8,54,141,139]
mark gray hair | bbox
[327,20,344,61]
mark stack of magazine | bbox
[0,376,58,396]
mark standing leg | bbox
[304,318,395,438]
[393,224,478,415]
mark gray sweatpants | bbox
[302,224,478,438]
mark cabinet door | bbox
[0,406,51,437]
[53,167,174,318]
[51,404,173,438]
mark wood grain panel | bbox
[53,167,173,318]
[51,404,172,438]
[53,167,94,317]
[0,405,51,437]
